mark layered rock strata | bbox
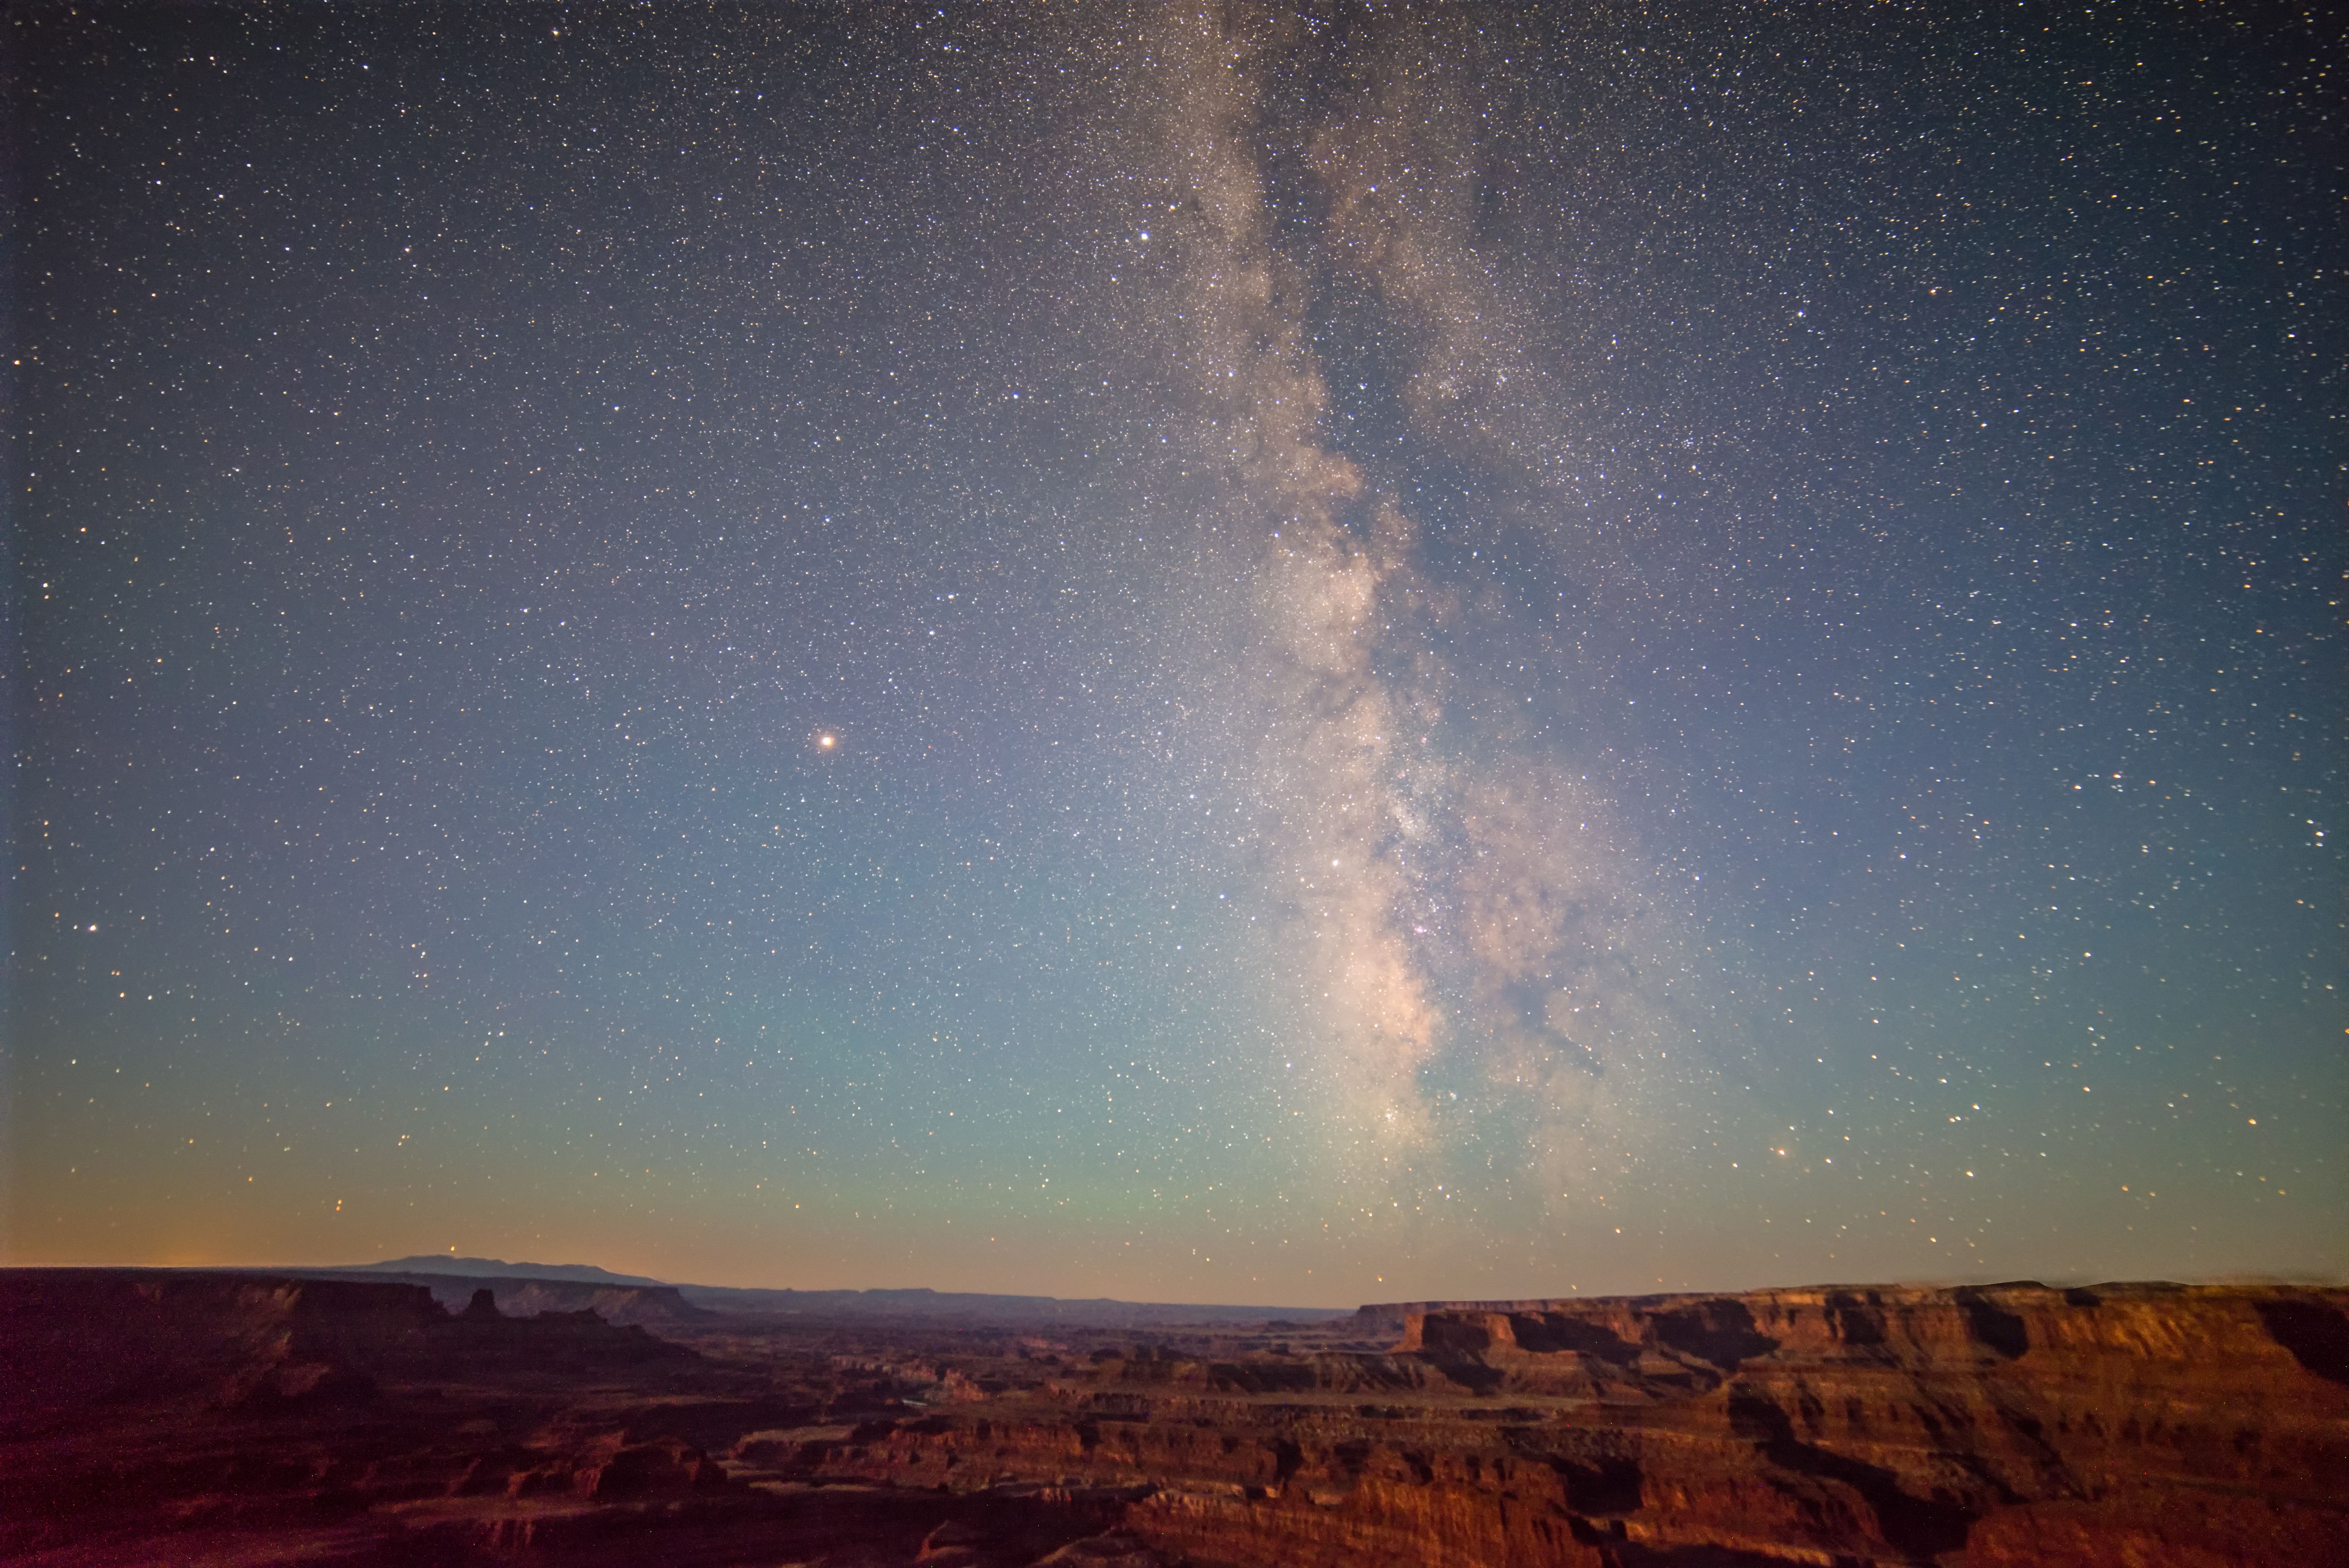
[3,1270,2342,1566]
[791,1282,2349,1567]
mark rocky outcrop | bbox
[4,1270,2343,1566]
[0,1271,693,1425]
[0,1269,444,1415]
[791,1281,2349,1567]
[306,1268,718,1325]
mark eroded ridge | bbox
[4,1270,2344,1566]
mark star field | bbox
[11,2,2339,1302]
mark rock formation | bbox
[297,1265,720,1326]
[3,1269,2342,1565]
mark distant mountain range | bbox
[672,1283,1350,1326]
[311,1257,1349,1326]
[335,1255,671,1286]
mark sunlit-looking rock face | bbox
[6,1268,2344,1567]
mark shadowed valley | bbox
[4,1268,2344,1566]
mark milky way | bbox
[13,3,2339,1302]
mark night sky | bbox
[11,3,2340,1304]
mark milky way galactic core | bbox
[12,4,2339,1301]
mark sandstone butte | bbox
[2,1268,2342,1566]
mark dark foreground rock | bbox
[2,1269,2342,1565]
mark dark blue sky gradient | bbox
[11,2,2339,1302]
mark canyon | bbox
[3,1268,2342,1566]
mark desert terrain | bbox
[3,1267,2344,1566]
